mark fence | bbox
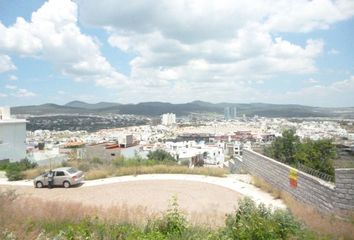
[296,163,334,182]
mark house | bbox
[0,107,27,162]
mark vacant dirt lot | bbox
[1,180,242,224]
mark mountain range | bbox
[11,100,354,118]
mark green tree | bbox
[264,129,300,165]
[295,139,336,176]
[265,130,336,177]
[147,149,175,163]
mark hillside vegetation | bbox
[12,100,354,118]
[264,129,336,177]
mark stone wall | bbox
[239,149,354,214]
[333,169,354,213]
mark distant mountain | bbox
[65,101,120,109]
[11,101,354,118]
[12,103,89,115]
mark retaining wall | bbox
[238,149,354,214]
[333,168,354,213]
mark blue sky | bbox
[0,0,353,107]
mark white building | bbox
[0,107,27,162]
[161,113,176,126]
[164,141,225,167]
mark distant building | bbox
[161,113,176,126]
[0,107,27,162]
[118,134,133,148]
[224,107,231,120]
[224,107,237,120]
[230,107,237,119]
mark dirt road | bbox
[3,180,242,213]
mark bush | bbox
[147,150,176,163]
[5,166,24,181]
[222,197,312,240]
[0,195,324,240]
[0,160,10,170]
[147,196,187,237]
[3,159,38,181]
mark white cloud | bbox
[83,0,333,95]
[1,0,353,105]
[8,75,18,81]
[5,84,17,89]
[107,25,323,93]
[264,0,354,32]
[307,78,319,84]
[4,84,36,97]
[80,0,354,40]
[12,88,36,97]
[78,0,354,102]
[0,18,42,54]
[0,93,7,97]
[0,54,16,73]
[0,0,126,87]
[276,76,354,107]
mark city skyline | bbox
[1,0,354,107]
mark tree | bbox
[264,129,300,165]
[264,130,336,177]
[295,139,336,176]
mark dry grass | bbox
[85,165,228,180]
[0,189,160,238]
[22,159,228,181]
[251,176,354,240]
[22,162,70,180]
[251,176,282,199]
[22,167,47,179]
[0,188,227,238]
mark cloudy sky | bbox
[0,0,354,107]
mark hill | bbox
[65,101,120,109]
[11,101,354,118]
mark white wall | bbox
[0,107,11,120]
[0,122,26,162]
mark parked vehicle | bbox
[33,167,84,188]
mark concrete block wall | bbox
[228,157,246,174]
[241,149,336,212]
[334,169,354,212]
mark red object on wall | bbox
[290,178,297,188]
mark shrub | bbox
[78,162,90,172]
[4,159,38,181]
[147,150,176,163]
[0,159,10,170]
[0,194,326,240]
[148,196,187,237]
[222,197,310,240]
[90,157,103,165]
[5,166,24,181]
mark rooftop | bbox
[0,119,27,124]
